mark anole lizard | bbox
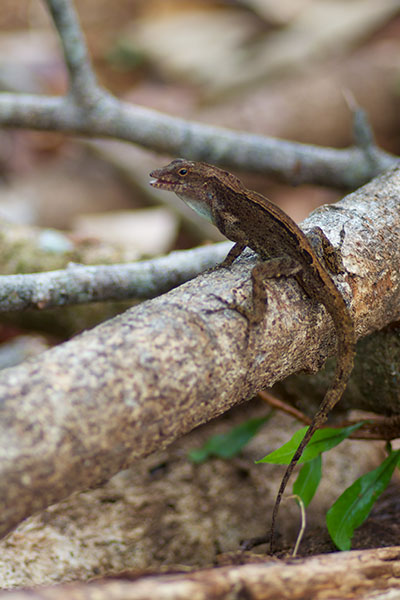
[150,159,355,551]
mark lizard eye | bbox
[178,168,188,176]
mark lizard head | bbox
[150,159,208,193]
[150,158,242,194]
[150,159,222,223]
[150,159,245,224]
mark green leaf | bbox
[293,455,322,507]
[327,449,400,551]
[188,415,271,463]
[257,422,364,465]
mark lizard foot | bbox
[206,292,256,346]
[207,292,256,323]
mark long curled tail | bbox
[269,316,355,553]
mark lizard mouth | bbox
[149,177,168,189]
[149,171,183,191]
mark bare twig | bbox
[0,243,231,312]
[46,0,100,102]
[258,391,312,425]
[259,392,400,441]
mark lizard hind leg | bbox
[207,255,303,347]
[208,255,302,328]
[249,256,303,324]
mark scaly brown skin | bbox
[150,159,355,553]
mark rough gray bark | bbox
[0,168,400,539]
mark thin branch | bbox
[259,391,400,441]
[0,90,396,188]
[258,391,312,424]
[46,0,100,102]
[0,243,231,312]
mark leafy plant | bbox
[259,421,400,550]
[256,422,364,465]
[188,415,271,463]
[293,455,322,507]
[326,448,400,550]
[189,415,400,551]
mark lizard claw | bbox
[207,292,252,321]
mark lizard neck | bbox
[176,191,214,224]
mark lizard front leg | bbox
[249,257,303,324]
[219,242,246,268]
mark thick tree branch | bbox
[0,168,400,538]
